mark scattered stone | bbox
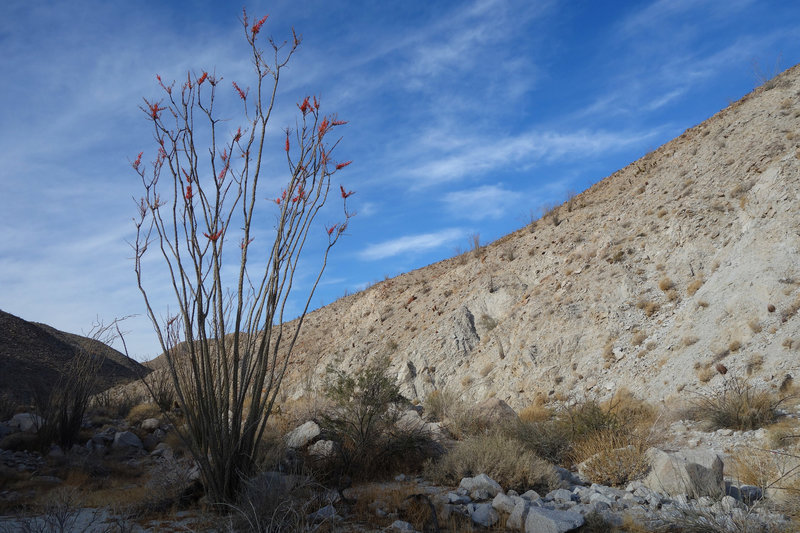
[141,418,161,431]
[644,448,724,499]
[525,506,584,533]
[285,421,320,449]
[492,492,516,514]
[307,504,338,522]
[390,520,417,532]
[9,413,43,434]
[459,473,502,500]
[308,439,336,459]
[471,398,518,426]
[467,502,499,527]
[113,431,143,450]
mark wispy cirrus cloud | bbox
[401,127,657,186]
[442,184,519,221]
[359,228,464,261]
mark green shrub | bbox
[319,356,439,480]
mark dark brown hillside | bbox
[0,309,149,406]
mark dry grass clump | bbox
[126,402,162,427]
[424,431,558,494]
[728,340,742,353]
[683,335,700,346]
[695,364,715,383]
[748,319,763,334]
[658,277,674,291]
[686,278,704,296]
[687,375,789,431]
[631,331,647,346]
[637,300,660,317]
[510,390,656,486]
[572,429,650,487]
[518,402,553,423]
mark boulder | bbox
[9,413,43,433]
[459,473,502,500]
[468,502,499,527]
[308,439,336,459]
[524,506,584,533]
[285,421,320,449]
[492,492,517,514]
[141,418,161,431]
[507,498,531,530]
[113,431,143,450]
[643,448,724,499]
[471,398,518,426]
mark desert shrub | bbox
[423,389,459,422]
[424,431,558,494]
[512,390,655,471]
[687,278,704,296]
[126,402,162,427]
[658,277,674,291]
[144,369,175,411]
[33,322,121,450]
[688,375,789,430]
[571,429,650,487]
[226,472,329,533]
[319,356,439,481]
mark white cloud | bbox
[443,184,518,221]
[403,128,656,186]
[359,228,464,260]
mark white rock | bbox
[10,413,43,433]
[468,502,499,527]
[459,473,503,500]
[285,421,320,449]
[141,418,161,431]
[524,506,584,533]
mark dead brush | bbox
[687,374,791,431]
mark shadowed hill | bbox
[0,310,149,406]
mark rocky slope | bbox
[0,310,148,405]
[277,65,800,410]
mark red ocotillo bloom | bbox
[326,225,337,236]
[232,81,246,100]
[298,97,310,115]
[198,72,208,85]
[336,161,352,170]
[185,184,194,200]
[204,229,224,241]
[132,152,143,171]
[340,185,355,199]
[251,15,268,36]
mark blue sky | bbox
[1,0,799,361]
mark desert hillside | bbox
[276,65,800,409]
[0,310,148,405]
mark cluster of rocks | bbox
[374,448,791,532]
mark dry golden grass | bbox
[658,277,674,291]
[571,429,650,487]
[126,402,162,426]
[696,365,715,383]
[631,331,647,346]
[519,403,553,423]
[687,278,704,296]
[682,335,699,346]
[729,340,742,353]
[748,319,763,333]
[637,300,660,317]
